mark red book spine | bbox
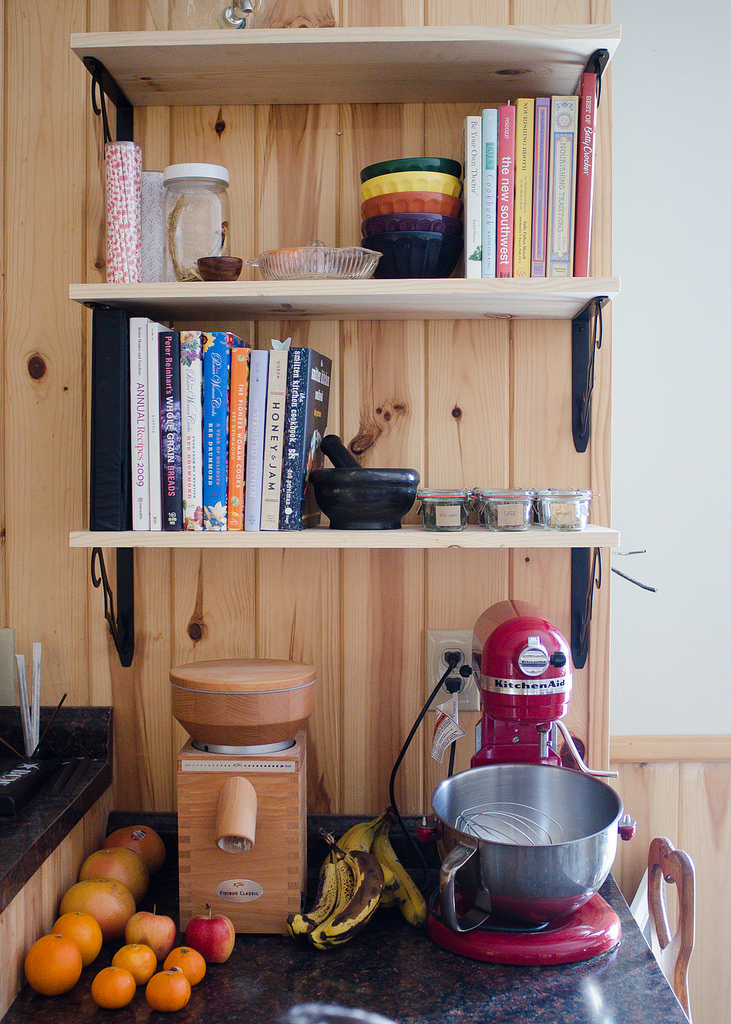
[573,72,597,277]
[496,104,516,278]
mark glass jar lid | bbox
[163,162,230,185]
[477,488,534,498]
[417,488,471,503]
[535,488,592,500]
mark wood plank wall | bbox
[8,3,728,1024]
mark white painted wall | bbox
[610,1,731,734]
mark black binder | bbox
[90,306,131,530]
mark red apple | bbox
[184,905,235,963]
[125,908,178,961]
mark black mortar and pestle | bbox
[310,435,420,529]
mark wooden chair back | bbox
[648,836,696,1021]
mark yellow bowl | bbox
[360,170,463,201]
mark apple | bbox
[125,908,178,961]
[184,905,235,963]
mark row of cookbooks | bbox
[463,72,597,279]
[128,319,332,531]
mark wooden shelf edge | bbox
[70,524,620,551]
[70,278,620,322]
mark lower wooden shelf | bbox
[70,524,619,550]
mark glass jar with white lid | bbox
[163,163,230,281]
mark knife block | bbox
[176,732,307,934]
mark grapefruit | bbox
[59,878,136,942]
[78,846,150,903]
[102,824,167,874]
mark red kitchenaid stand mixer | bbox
[426,601,634,965]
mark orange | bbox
[102,825,167,874]
[145,968,192,1012]
[78,847,150,903]
[163,946,206,986]
[24,933,83,996]
[51,911,103,968]
[58,877,136,942]
[90,966,137,1009]
[112,943,158,985]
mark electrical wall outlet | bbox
[425,629,481,712]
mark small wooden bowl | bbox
[196,256,243,281]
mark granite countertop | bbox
[0,706,113,914]
[2,812,689,1024]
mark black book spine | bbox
[159,329,183,531]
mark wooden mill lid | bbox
[170,658,316,694]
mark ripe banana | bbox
[321,812,388,869]
[309,848,384,950]
[286,855,339,937]
[371,818,428,928]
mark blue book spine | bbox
[202,331,233,530]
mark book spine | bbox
[496,104,516,278]
[159,329,183,531]
[530,97,551,277]
[202,331,233,530]
[573,72,597,277]
[146,321,163,530]
[463,116,482,278]
[243,349,269,532]
[299,352,332,529]
[180,330,204,530]
[481,107,498,279]
[259,348,289,530]
[130,316,150,530]
[512,98,534,278]
[90,306,131,531]
[227,346,251,531]
[547,95,579,278]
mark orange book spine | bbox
[227,347,250,531]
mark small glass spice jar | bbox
[535,489,593,531]
[475,488,535,531]
[417,489,472,532]
[163,163,230,282]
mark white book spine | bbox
[463,115,482,278]
[146,321,163,530]
[481,107,498,279]
[130,317,150,530]
[244,350,269,532]
[260,348,289,530]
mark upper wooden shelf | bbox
[70,25,621,106]
[70,277,620,322]
[70,524,619,551]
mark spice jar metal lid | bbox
[163,162,230,185]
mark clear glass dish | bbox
[245,239,380,280]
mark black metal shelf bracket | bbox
[571,547,601,670]
[584,48,610,105]
[84,56,134,143]
[91,548,135,667]
[572,296,607,453]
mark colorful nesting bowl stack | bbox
[360,157,464,278]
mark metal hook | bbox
[90,63,112,145]
[584,48,610,107]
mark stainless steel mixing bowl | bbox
[431,763,624,930]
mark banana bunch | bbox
[286,829,384,950]
[371,812,428,928]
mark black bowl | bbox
[364,231,463,279]
[309,468,420,530]
[361,212,463,237]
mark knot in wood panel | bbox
[27,354,47,380]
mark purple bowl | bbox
[361,212,463,237]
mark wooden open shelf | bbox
[71,25,621,107]
[70,524,620,550]
[70,277,620,322]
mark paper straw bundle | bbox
[105,141,142,283]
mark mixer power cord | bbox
[387,651,466,892]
